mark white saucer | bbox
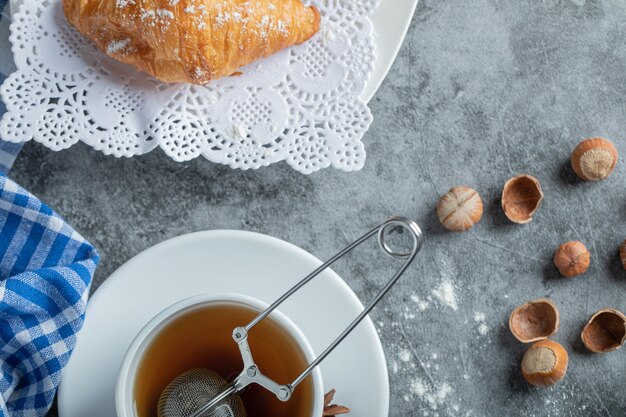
[58,231,389,417]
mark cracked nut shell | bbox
[571,137,618,181]
[509,298,560,343]
[436,186,483,231]
[581,308,626,353]
[553,241,590,278]
[501,175,543,224]
[521,340,568,387]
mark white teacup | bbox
[116,293,324,417]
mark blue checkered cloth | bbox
[0,173,99,416]
[0,142,21,175]
[0,0,22,174]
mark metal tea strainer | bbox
[157,216,423,417]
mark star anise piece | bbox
[323,389,350,416]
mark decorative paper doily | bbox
[0,0,377,173]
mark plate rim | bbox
[58,229,390,417]
[362,0,419,102]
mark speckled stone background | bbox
[8,0,626,415]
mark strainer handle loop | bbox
[246,216,423,390]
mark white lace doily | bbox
[0,0,377,173]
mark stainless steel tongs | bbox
[191,216,423,417]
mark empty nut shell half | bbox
[436,186,483,231]
[521,340,568,387]
[581,308,626,353]
[571,137,618,181]
[501,175,544,224]
[553,241,590,278]
[509,298,560,343]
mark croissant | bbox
[63,0,320,84]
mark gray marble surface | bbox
[9,0,626,415]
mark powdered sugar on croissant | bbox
[63,0,320,84]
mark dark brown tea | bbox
[133,301,314,417]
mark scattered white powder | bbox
[424,383,452,410]
[320,22,337,45]
[411,379,428,396]
[410,294,430,311]
[156,9,174,19]
[106,39,130,54]
[257,15,271,39]
[140,9,155,20]
[473,311,489,335]
[140,8,174,28]
[277,19,287,35]
[473,312,486,322]
[168,0,179,5]
[398,349,412,363]
[189,4,207,30]
[268,3,276,10]
[432,280,458,310]
[215,10,232,28]
[233,123,248,140]
[183,5,196,13]
[195,68,205,78]
[322,27,336,44]
[382,255,474,413]
[409,380,453,411]
[116,0,134,7]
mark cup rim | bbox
[115,292,324,417]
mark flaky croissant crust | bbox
[63,0,320,84]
